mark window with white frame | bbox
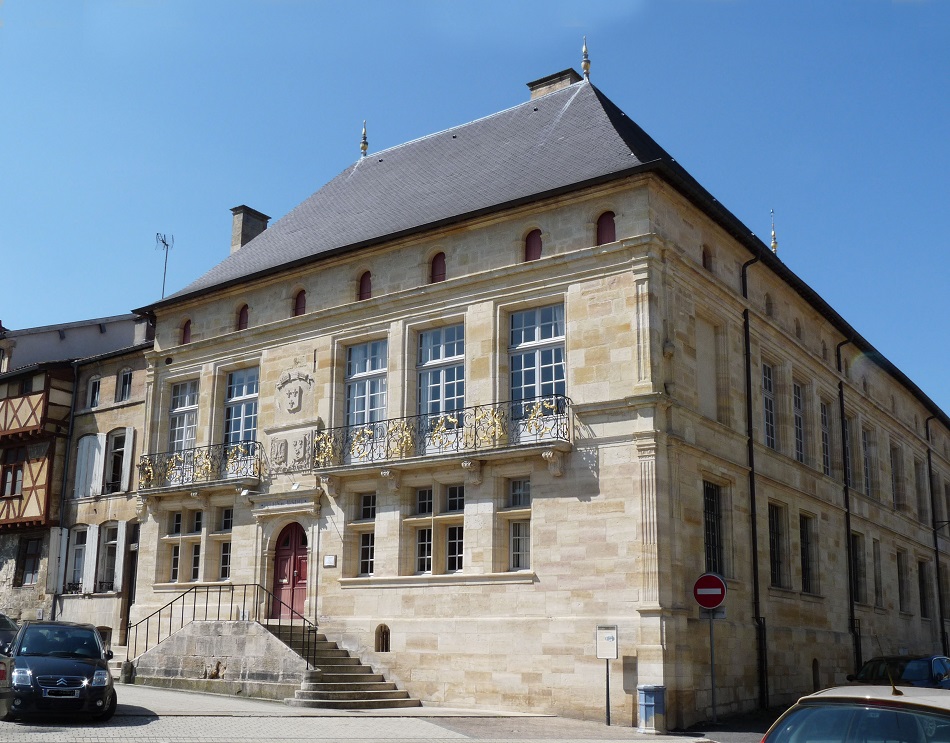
[87,376,100,409]
[168,380,199,452]
[359,493,377,521]
[445,485,464,513]
[75,429,134,497]
[219,507,233,531]
[416,488,433,516]
[14,537,41,587]
[415,528,432,574]
[190,544,201,581]
[501,478,532,572]
[169,511,182,535]
[170,544,180,582]
[446,525,463,572]
[359,533,375,576]
[67,528,87,592]
[509,521,530,570]
[509,479,531,508]
[190,510,203,534]
[1,446,26,497]
[116,368,133,403]
[96,524,118,592]
[793,382,805,463]
[418,325,464,422]
[762,363,777,450]
[104,429,129,494]
[509,304,565,419]
[220,542,231,580]
[820,401,832,476]
[345,340,388,427]
[224,368,259,445]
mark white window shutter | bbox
[90,434,106,497]
[120,427,135,492]
[82,524,99,592]
[113,520,127,589]
[74,437,95,498]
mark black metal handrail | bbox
[311,393,571,470]
[126,583,316,668]
[138,441,265,491]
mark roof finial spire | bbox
[770,209,778,255]
[581,36,590,80]
[360,120,368,159]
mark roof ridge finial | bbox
[581,36,590,80]
[360,120,368,159]
[770,209,778,255]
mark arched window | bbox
[596,211,616,246]
[524,229,542,262]
[181,320,191,345]
[358,272,372,301]
[764,293,774,317]
[116,368,133,403]
[701,246,713,271]
[430,252,446,283]
[293,290,307,317]
[375,624,391,653]
[237,305,249,331]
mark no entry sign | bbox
[693,573,726,609]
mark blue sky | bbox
[1,1,948,411]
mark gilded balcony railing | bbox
[138,441,264,491]
[311,394,570,470]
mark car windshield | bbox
[19,627,100,658]
[0,615,17,631]
[767,703,949,743]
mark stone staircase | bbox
[264,623,422,710]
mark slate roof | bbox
[152,75,695,308]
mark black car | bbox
[2,621,117,722]
[846,654,950,689]
[0,614,18,649]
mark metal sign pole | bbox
[605,658,611,726]
[710,610,717,723]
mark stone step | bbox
[294,689,410,702]
[307,661,368,673]
[314,672,385,684]
[300,680,396,692]
[286,697,422,710]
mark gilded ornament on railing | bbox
[226,443,250,473]
[192,448,214,479]
[463,407,507,448]
[349,426,375,458]
[428,414,458,449]
[523,399,557,435]
[312,431,336,467]
[138,457,154,486]
[165,452,184,480]
[387,420,415,458]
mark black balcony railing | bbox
[138,441,264,491]
[311,394,571,470]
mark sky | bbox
[1,0,948,411]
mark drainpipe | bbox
[50,359,81,620]
[836,339,861,672]
[741,255,768,709]
[925,416,949,655]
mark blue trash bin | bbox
[637,684,666,733]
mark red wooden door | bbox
[271,523,307,618]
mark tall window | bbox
[919,560,932,619]
[446,525,463,572]
[220,542,231,580]
[190,544,201,581]
[359,533,375,576]
[418,325,464,421]
[87,376,101,409]
[897,549,909,612]
[97,524,118,592]
[793,382,805,463]
[430,252,446,283]
[509,304,565,417]
[703,481,724,575]
[820,401,832,476]
[170,545,180,582]
[293,290,307,317]
[416,528,432,573]
[14,537,42,587]
[224,368,259,445]
[872,539,883,608]
[762,364,776,450]
[800,514,817,594]
[236,304,249,331]
[524,229,542,262]
[595,211,616,245]
[891,445,905,509]
[116,368,133,402]
[861,428,873,497]
[104,429,129,494]
[851,532,869,601]
[915,459,929,522]
[358,271,372,301]
[768,503,788,588]
[69,529,87,590]
[345,340,387,426]
[843,417,854,487]
[1,447,27,497]
[510,521,530,570]
[168,381,199,451]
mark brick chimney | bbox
[230,205,270,254]
[526,69,583,100]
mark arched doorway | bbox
[271,522,307,618]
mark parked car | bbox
[763,686,950,743]
[0,614,18,650]
[2,621,116,722]
[847,655,950,689]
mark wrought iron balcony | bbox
[311,394,571,471]
[138,441,264,492]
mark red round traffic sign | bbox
[693,573,726,609]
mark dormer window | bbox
[358,272,372,301]
[237,304,249,331]
[596,212,616,245]
[430,252,446,283]
[524,229,542,262]
[181,320,192,345]
[293,290,307,317]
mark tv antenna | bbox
[156,233,174,298]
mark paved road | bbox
[0,683,779,743]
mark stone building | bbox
[0,316,147,625]
[127,65,950,727]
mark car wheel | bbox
[92,691,116,723]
